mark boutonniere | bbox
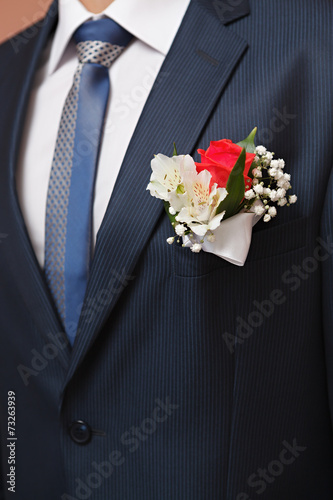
[147,128,297,266]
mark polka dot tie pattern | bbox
[44,65,82,323]
[44,19,133,344]
[76,41,124,68]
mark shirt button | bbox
[69,420,92,445]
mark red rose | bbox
[195,139,255,190]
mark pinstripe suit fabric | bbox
[0,1,333,499]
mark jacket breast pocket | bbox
[172,216,309,278]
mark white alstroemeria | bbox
[176,172,227,236]
[147,154,195,211]
[168,154,204,212]
[178,209,225,237]
[147,154,181,199]
[182,167,227,218]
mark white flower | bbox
[269,189,278,201]
[268,168,277,177]
[277,159,285,169]
[270,159,280,169]
[167,237,175,245]
[252,168,262,178]
[265,151,273,162]
[255,145,267,156]
[175,224,186,236]
[150,153,229,239]
[147,154,182,199]
[276,188,286,199]
[277,197,287,207]
[283,173,291,182]
[177,171,227,236]
[147,154,196,212]
[177,207,225,237]
[274,170,284,180]
[253,184,264,195]
[263,187,271,196]
[252,178,259,185]
[245,189,256,200]
[268,206,277,217]
[263,214,271,222]
[289,194,297,204]
[191,243,202,253]
[254,204,265,216]
[277,178,290,189]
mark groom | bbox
[0,0,333,498]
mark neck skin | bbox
[79,0,115,14]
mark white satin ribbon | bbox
[183,204,263,267]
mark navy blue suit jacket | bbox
[1,0,333,498]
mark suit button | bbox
[69,420,92,445]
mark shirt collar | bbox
[48,0,191,76]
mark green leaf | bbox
[216,148,246,219]
[173,142,178,156]
[237,127,257,154]
[237,127,258,177]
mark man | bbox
[0,0,333,498]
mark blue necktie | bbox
[44,19,133,345]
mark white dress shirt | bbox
[16,0,190,267]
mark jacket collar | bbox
[197,0,250,25]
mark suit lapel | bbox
[65,0,250,385]
[0,1,71,369]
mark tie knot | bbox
[74,18,133,68]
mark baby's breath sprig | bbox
[243,146,297,222]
